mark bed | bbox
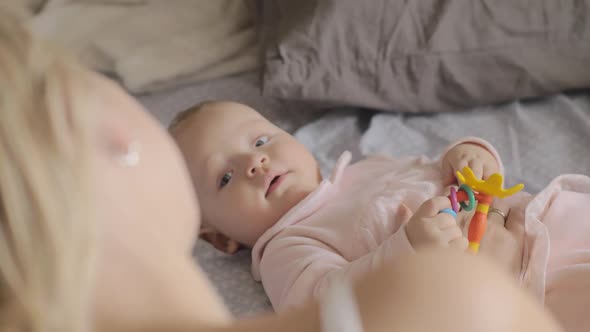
[138,74,590,316]
[136,0,590,316]
[28,0,590,318]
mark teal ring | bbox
[459,184,476,211]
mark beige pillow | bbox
[1,0,46,18]
[30,0,259,93]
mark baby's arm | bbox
[258,230,414,312]
[259,198,466,312]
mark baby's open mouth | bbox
[265,174,284,197]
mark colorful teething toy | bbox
[446,166,524,254]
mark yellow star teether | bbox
[456,167,524,198]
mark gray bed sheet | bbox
[138,74,590,317]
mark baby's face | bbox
[174,102,321,247]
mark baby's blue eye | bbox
[255,136,269,147]
[219,172,232,188]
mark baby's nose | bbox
[247,154,268,176]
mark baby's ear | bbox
[199,226,241,255]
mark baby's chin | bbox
[242,183,319,246]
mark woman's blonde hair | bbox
[0,10,96,332]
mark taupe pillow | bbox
[259,0,590,112]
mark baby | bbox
[171,101,590,331]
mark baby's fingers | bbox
[415,197,451,219]
[449,236,469,250]
[431,213,457,230]
[468,159,484,180]
[484,160,502,180]
[441,226,463,243]
[453,159,469,177]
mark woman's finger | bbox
[488,198,511,227]
[487,208,507,227]
[505,210,525,238]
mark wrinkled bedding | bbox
[140,76,590,317]
[260,0,590,113]
[298,93,590,194]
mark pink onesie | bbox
[251,137,590,331]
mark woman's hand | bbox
[476,198,525,279]
[442,143,500,184]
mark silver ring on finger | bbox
[489,208,508,226]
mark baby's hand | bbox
[406,197,468,251]
[442,143,500,184]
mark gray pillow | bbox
[259,0,590,112]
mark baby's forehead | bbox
[192,113,270,140]
[199,103,267,127]
[178,111,275,165]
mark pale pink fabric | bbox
[250,137,590,331]
[523,175,590,332]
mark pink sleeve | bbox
[259,226,414,312]
[439,136,505,175]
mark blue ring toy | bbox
[439,208,457,218]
